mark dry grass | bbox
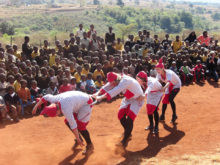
[139,149,220,165]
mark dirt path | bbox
[0,82,220,165]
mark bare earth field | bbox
[0,81,220,165]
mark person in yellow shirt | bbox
[114,38,123,51]
[49,49,57,67]
[172,35,182,53]
[92,63,105,80]
[31,46,39,59]
[14,73,22,93]
[95,75,104,89]
[149,55,158,65]
[73,65,82,85]
[134,30,142,42]
[12,45,21,59]
[81,63,90,77]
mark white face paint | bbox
[156,68,163,75]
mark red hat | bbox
[155,58,164,69]
[40,103,57,117]
[137,71,148,82]
[107,72,118,83]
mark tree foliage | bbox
[0,22,15,35]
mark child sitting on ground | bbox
[4,85,21,121]
[86,73,96,94]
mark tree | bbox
[160,16,171,32]
[211,12,220,21]
[179,11,193,29]
[117,0,124,7]
[93,0,100,5]
[116,23,136,40]
[0,22,15,35]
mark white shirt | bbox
[76,29,85,39]
[101,74,144,100]
[156,69,181,89]
[43,91,91,130]
[145,77,162,95]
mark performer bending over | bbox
[32,91,94,154]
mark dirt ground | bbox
[0,81,220,165]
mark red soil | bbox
[0,81,220,165]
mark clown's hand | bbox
[96,95,104,102]
[137,95,145,102]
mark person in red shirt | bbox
[59,78,73,93]
[197,31,211,47]
[194,60,205,83]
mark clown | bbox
[155,58,181,123]
[93,72,144,147]
[32,91,94,154]
[136,71,163,133]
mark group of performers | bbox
[32,59,181,154]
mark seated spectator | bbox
[70,77,77,91]
[93,63,105,80]
[74,65,82,88]
[0,73,8,97]
[150,65,157,78]
[7,75,15,86]
[59,78,72,93]
[170,61,179,75]
[45,81,58,95]
[13,73,22,93]
[206,51,219,82]
[30,80,42,100]
[180,61,193,84]
[4,85,20,121]
[194,60,205,83]
[80,74,87,92]
[0,95,12,122]
[95,75,104,90]
[86,73,96,94]
[17,79,34,115]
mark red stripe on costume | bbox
[87,97,93,104]
[124,90,134,99]
[118,104,136,121]
[41,98,47,103]
[162,94,169,104]
[162,82,174,104]
[100,89,106,95]
[146,104,157,115]
[106,93,112,101]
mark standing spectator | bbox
[172,35,182,53]
[81,32,90,50]
[184,31,197,43]
[105,27,115,54]
[76,24,85,39]
[197,31,211,47]
[22,36,33,60]
[87,24,97,39]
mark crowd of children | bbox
[0,24,219,123]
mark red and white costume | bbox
[100,74,144,121]
[41,91,93,131]
[156,69,181,104]
[145,77,163,115]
